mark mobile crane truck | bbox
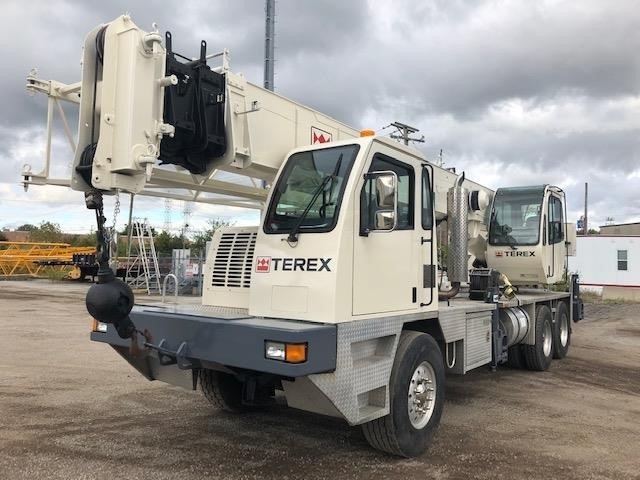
[25,15,583,457]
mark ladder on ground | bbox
[126,220,161,294]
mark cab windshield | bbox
[264,144,359,234]
[489,186,545,246]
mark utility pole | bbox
[264,0,275,92]
[389,121,425,146]
[584,182,588,235]
[182,201,192,250]
[261,0,275,190]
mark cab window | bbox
[264,144,359,234]
[548,196,564,244]
[421,168,433,230]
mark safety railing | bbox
[161,273,179,303]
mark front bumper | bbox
[90,305,337,378]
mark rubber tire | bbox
[523,305,554,371]
[361,331,445,457]
[199,369,245,413]
[506,344,526,369]
[552,301,571,359]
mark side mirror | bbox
[375,174,396,209]
[375,210,396,230]
[361,171,398,234]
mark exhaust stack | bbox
[447,174,469,284]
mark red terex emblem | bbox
[256,256,271,272]
[495,251,503,257]
[311,127,332,144]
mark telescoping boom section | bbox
[24,15,583,457]
[71,15,359,193]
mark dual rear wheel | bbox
[509,301,571,371]
[552,301,571,359]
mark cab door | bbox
[352,146,420,315]
[545,193,565,282]
[420,165,436,308]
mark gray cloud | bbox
[0,0,638,231]
[369,1,640,118]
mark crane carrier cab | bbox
[25,15,583,457]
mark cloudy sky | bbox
[0,0,638,234]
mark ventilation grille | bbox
[211,231,257,288]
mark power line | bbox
[387,121,425,146]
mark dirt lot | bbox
[0,280,638,480]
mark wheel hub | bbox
[543,320,553,357]
[559,314,569,346]
[408,361,436,429]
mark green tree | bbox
[16,223,37,231]
[190,218,234,256]
[67,232,97,247]
[154,231,185,254]
[29,221,64,243]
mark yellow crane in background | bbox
[0,242,95,278]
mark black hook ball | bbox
[86,277,134,324]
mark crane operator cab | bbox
[486,185,575,286]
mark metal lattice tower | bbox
[126,219,161,294]
[164,198,173,232]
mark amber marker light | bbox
[360,129,375,137]
[285,343,308,363]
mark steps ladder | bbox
[126,220,161,294]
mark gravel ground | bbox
[1,280,638,480]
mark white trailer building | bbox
[569,235,640,300]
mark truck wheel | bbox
[552,301,571,359]
[523,305,553,371]
[506,344,526,369]
[361,331,445,457]
[199,369,245,413]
